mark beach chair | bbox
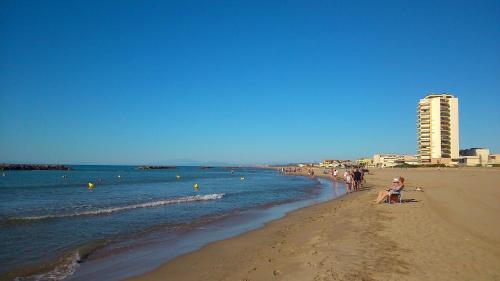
[386,189,403,204]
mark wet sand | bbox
[130,168,500,281]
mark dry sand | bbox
[130,168,500,281]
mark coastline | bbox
[66,175,345,280]
[130,167,500,281]
[2,167,330,281]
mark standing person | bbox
[345,170,352,193]
[333,169,338,179]
[349,170,355,191]
[353,168,362,191]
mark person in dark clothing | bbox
[353,168,362,191]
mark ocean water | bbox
[0,166,344,280]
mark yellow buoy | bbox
[176,175,181,179]
[193,183,199,190]
[88,182,94,190]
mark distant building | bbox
[489,154,500,165]
[460,148,490,161]
[403,155,419,165]
[372,154,419,167]
[320,159,353,168]
[417,93,459,164]
[320,160,339,167]
[457,157,480,166]
[356,158,373,167]
[373,154,399,167]
[341,160,354,168]
[459,148,491,166]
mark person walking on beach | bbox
[343,169,350,192]
[350,170,356,191]
[353,168,362,191]
[333,169,338,179]
[345,170,353,193]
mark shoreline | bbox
[131,167,500,281]
[66,175,345,280]
[2,168,329,281]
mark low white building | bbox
[458,148,498,166]
[373,154,419,167]
[373,154,401,167]
[356,158,374,167]
[320,160,340,167]
[489,154,500,165]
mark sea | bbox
[0,166,346,280]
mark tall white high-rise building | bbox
[417,93,459,164]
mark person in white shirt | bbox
[344,170,352,192]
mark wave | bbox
[8,193,225,222]
[14,251,81,281]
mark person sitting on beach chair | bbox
[373,177,405,204]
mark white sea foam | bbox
[14,251,80,281]
[12,193,225,221]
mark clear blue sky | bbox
[1,0,499,165]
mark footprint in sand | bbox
[306,262,317,268]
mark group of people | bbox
[280,167,303,174]
[307,168,315,177]
[281,167,318,176]
[330,168,365,193]
[281,166,366,193]
[280,165,406,204]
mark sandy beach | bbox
[130,167,500,281]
